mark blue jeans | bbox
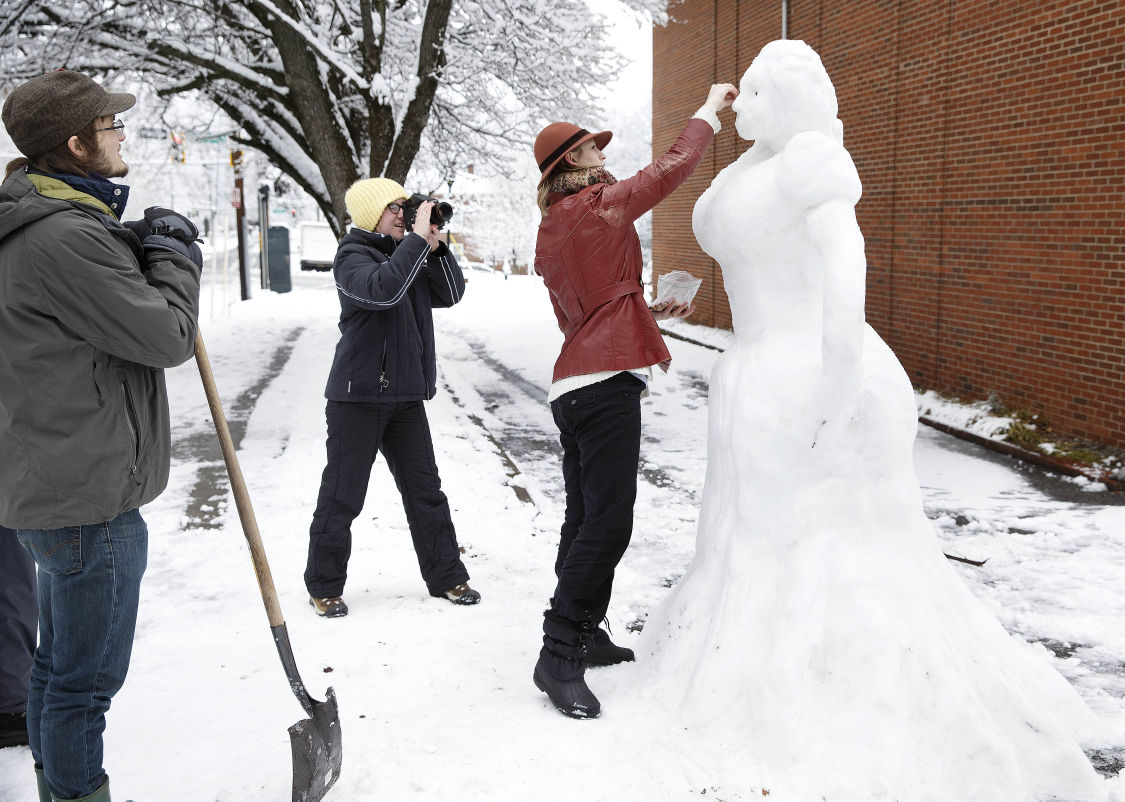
[17,509,148,800]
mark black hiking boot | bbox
[310,596,348,617]
[585,626,635,667]
[438,582,481,605]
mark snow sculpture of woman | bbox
[637,40,1107,800]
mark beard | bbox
[87,146,128,179]
[97,156,129,179]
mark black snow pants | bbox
[304,399,469,599]
[546,372,644,637]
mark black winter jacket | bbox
[326,229,464,403]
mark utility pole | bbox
[231,150,250,301]
[257,184,271,290]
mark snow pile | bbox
[636,40,1109,800]
[916,388,1020,440]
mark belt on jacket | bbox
[567,279,642,333]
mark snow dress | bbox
[635,44,1106,801]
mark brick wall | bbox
[652,0,1125,448]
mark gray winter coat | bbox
[0,170,201,528]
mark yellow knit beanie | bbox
[345,177,408,231]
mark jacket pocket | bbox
[121,380,142,483]
[17,527,82,575]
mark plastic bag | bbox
[651,270,702,310]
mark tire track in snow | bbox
[439,331,701,511]
[173,327,306,529]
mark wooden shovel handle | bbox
[194,330,285,628]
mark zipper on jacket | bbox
[378,342,389,392]
[92,360,105,408]
[120,381,142,483]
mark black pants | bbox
[549,373,643,625]
[304,400,468,598]
[0,525,37,715]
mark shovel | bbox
[194,330,343,801]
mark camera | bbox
[402,193,454,231]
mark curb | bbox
[919,417,1125,493]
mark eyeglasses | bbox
[385,202,403,213]
[97,121,126,138]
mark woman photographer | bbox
[304,178,479,618]
[531,82,737,718]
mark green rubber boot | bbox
[34,766,50,802]
[55,777,111,801]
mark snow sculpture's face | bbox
[732,63,774,143]
[732,41,840,147]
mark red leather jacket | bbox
[535,118,715,382]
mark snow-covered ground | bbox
[1,266,1122,801]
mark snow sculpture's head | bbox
[732,39,842,147]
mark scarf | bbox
[548,166,618,196]
[27,168,130,219]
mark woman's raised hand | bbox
[705,83,739,112]
[412,200,434,237]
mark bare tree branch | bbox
[0,0,668,236]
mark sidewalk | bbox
[0,270,1120,799]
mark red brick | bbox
[653,0,1125,448]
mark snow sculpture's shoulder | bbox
[779,131,861,209]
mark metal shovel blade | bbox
[289,686,342,802]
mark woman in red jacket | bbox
[532,82,737,719]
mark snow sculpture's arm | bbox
[808,199,866,399]
[781,132,866,417]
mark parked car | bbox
[463,261,493,274]
[297,222,338,271]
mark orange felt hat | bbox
[533,122,612,186]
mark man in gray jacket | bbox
[0,70,202,802]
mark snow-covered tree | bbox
[0,0,667,236]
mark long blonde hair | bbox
[537,157,587,217]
